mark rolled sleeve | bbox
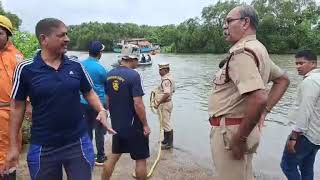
[229,53,265,95]
[268,60,284,82]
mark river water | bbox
[70,52,319,179]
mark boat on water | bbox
[113,38,160,54]
[138,60,152,66]
[112,43,122,53]
[140,46,153,53]
[111,59,152,68]
[111,43,153,68]
[113,47,121,53]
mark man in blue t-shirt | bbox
[80,40,108,166]
[4,18,115,180]
[102,44,151,180]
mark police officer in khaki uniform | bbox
[154,63,175,149]
[208,6,290,180]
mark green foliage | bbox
[0,2,37,58]
[11,31,39,59]
[2,0,320,54]
[254,0,320,53]
[22,120,31,144]
[66,0,319,54]
[0,2,22,30]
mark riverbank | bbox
[16,127,320,180]
[16,137,213,180]
[16,52,320,180]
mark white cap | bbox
[158,62,170,69]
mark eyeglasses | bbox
[224,17,245,25]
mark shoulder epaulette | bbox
[232,47,245,55]
[223,46,260,84]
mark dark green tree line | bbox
[0,1,38,58]
[67,0,320,54]
[1,0,319,54]
[0,1,21,30]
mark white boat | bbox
[111,44,152,68]
[138,60,152,66]
[111,60,152,68]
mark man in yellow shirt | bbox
[0,15,24,178]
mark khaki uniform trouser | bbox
[157,101,173,132]
[210,119,260,180]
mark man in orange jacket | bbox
[0,15,25,178]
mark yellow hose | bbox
[133,91,164,179]
[147,91,163,178]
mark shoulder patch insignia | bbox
[112,80,120,91]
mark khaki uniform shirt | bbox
[208,35,283,118]
[156,73,175,101]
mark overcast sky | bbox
[2,0,227,32]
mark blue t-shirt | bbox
[80,57,108,105]
[106,66,145,138]
[11,52,93,146]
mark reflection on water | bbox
[69,52,319,178]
